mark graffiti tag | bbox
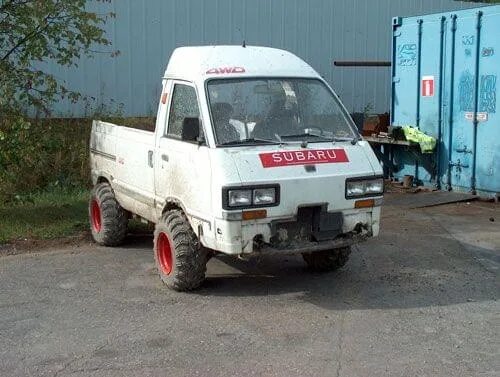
[482,47,494,57]
[459,72,497,114]
[462,35,474,45]
[480,75,497,113]
[459,71,474,112]
[397,43,417,66]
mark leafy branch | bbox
[0,0,115,116]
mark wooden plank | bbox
[364,136,416,146]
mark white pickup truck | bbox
[89,46,383,291]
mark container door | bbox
[391,16,445,186]
[417,17,445,186]
[449,13,477,192]
[474,10,500,194]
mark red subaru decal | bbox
[206,67,246,74]
[259,149,349,168]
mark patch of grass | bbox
[0,188,89,244]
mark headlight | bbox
[228,189,252,207]
[346,181,365,197]
[346,177,384,198]
[253,188,276,205]
[365,179,384,194]
[223,185,279,209]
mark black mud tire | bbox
[302,246,352,272]
[89,183,128,246]
[153,210,208,291]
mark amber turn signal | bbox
[242,209,267,220]
[354,199,375,208]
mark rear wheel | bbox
[154,210,208,291]
[89,183,128,246]
[302,246,351,272]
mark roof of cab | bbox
[164,45,319,80]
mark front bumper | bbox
[255,232,370,256]
[210,207,380,255]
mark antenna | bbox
[236,27,246,48]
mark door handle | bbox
[148,150,154,168]
[455,146,473,154]
[161,154,169,162]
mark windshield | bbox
[207,78,356,146]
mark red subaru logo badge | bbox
[259,149,349,168]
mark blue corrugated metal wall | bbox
[40,0,479,117]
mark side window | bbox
[167,84,200,139]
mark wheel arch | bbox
[160,197,204,238]
[161,197,188,215]
[91,170,113,186]
[97,176,110,184]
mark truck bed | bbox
[90,120,157,221]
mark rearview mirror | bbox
[253,82,284,94]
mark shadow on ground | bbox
[117,202,499,312]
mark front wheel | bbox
[89,183,128,246]
[153,210,208,291]
[302,246,351,272]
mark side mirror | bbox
[181,117,203,144]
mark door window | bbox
[167,84,201,139]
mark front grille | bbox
[269,206,343,248]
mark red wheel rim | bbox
[157,232,173,275]
[91,199,102,233]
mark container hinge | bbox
[451,14,458,31]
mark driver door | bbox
[154,81,212,221]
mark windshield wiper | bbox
[219,137,278,146]
[279,132,331,141]
[280,132,332,141]
[280,132,359,145]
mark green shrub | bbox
[0,115,155,203]
[0,115,91,202]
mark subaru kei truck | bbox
[89,46,383,291]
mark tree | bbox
[0,0,114,115]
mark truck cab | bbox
[89,46,383,291]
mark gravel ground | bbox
[0,198,498,377]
